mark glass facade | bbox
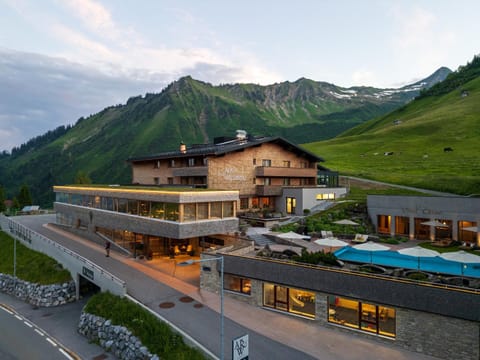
[263,283,315,318]
[55,192,235,223]
[328,296,396,338]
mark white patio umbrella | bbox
[440,251,480,275]
[421,220,448,227]
[353,242,390,263]
[314,238,349,248]
[334,219,360,226]
[463,226,478,232]
[276,231,311,240]
[397,246,440,270]
[334,219,360,235]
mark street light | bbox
[178,256,224,360]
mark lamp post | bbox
[179,256,224,360]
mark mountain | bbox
[304,56,480,195]
[0,68,450,206]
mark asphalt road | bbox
[9,215,317,360]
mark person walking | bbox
[105,240,111,257]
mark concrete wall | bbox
[280,187,348,215]
[2,216,126,297]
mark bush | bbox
[292,249,338,266]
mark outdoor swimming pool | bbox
[334,247,480,278]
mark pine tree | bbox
[17,184,33,208]
[0,186,6,212]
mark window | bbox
[151,202,164,219]
[188,158,195,167]
[210,202,222,219]
[300,161,307,168]
[240,198,249,210]
[154,160,160,169]
[283,178,290,186]
[264,178,271,185]
[197,203,209,220]
[167,177,174,185]
[263,283,315,318]
[183,203,196,221]
[328,296,395,338]
[154,177,159,185]
[169,159,176,168]
[316,193,335,200]
[224,275,251,295]
[283,160,291,168]
[223,201,234,217]
[203,157,208,166]
[253,158,256,165]
[165,203,179,221]
[262,159,271,167]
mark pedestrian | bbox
[105,240,111,257]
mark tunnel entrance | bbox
[79,274,101,297]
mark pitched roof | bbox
[127,136,324,163]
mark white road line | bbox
[46,337,57,347]
[58,348,75,360]
[24,321,33,328]
[35,328,44,336]
[15,314,23,321]
[0,307,14,315]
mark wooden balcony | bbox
[255,166,316,178]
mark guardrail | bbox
[3,216,126,292]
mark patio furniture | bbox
[352,234,368,243]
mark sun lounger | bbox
[352,234,368,243]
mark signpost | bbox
[232,334,249,360]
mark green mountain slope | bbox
[0,69,449,206]
[304,57,480,195]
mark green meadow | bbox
[304,76,480,195]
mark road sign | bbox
[232,334,249,360]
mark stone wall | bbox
[78,312,159,360]
[0,273,76,307]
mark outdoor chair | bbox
[352,234,369,243]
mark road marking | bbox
[15,314,23,321]
[46,337,57,347]
[0,306,14,315]
[24,321,33,328]
[59,348,75,360]
[35,328,45,336]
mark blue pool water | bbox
[334,247,480,278]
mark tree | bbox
[0,186,5,212]
[17,184,33,208]
[75,170,92,184]
[12,197,20,211]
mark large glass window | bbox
[151,202,164,219]
[263,283,315,318]
[183,203,196,222]
[223,201,234,217]
[118,199,128,213]
[395,216,409,236]
[139,201,150,216]
[128,199,138,215]
[224,275,251,295]
[165,203,179,221]
[328,296,395,338]
[197,203,209,220]
[210,202,222,219]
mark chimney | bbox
[180,142,186,153]
[236,130,247,140]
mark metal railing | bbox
[4,216,126,291]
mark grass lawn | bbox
[84,292,207,360]
[0,231,71,284]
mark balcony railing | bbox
[172,166,208,177]
[255,166,316,178]
[255,185,283,196]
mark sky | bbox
[0,0,479,151]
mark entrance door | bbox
[286,197,296,215]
